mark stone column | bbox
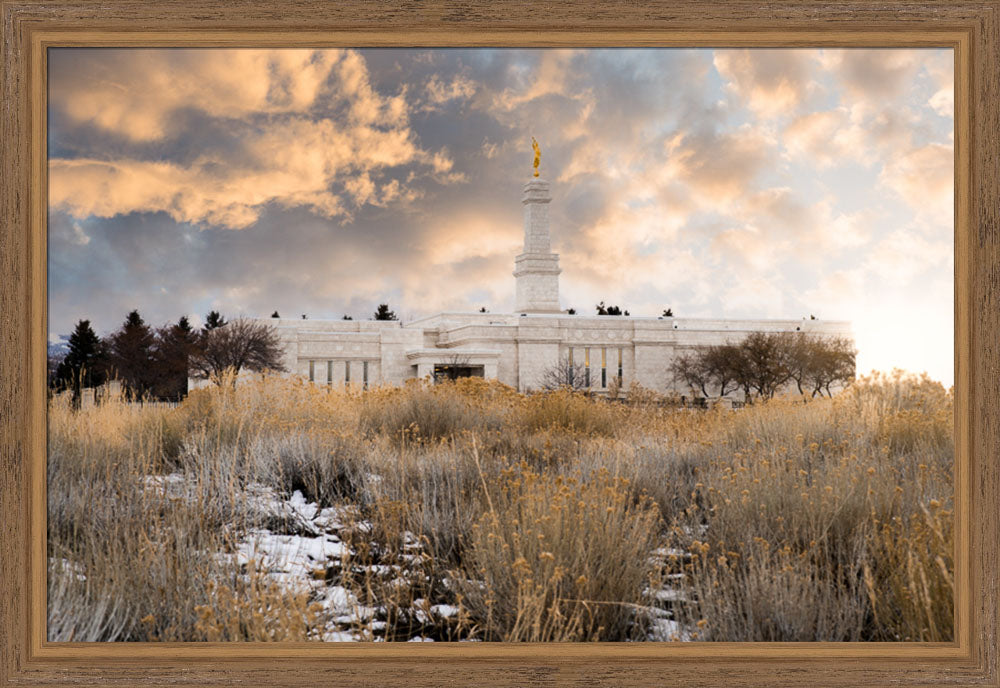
[514,178,562,313]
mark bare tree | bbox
[740,332,793,399]
[804,335,856,397]
[780,332,813,396]
[669,349,713,398]
[538,357,589,391]
[667,331,855,403]
[671,343,746,399]
[703,344,745,397]
[189,317,287,383]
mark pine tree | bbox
[596,302,626,316]
[204,310,227,331]
[154,316,199,401]
[55,319,107,408]
[271,311,280,318]
[372,304,398,321]
[108,310,156,401]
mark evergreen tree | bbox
[596,301,627,316]
[372,304,398,321]
[154,316,199,401]
[108,310,156,400]
[271,311,280,318]
[55,319,107,408]
[204,310,227,331]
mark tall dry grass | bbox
[457,460,662,641]
[48,370,953,642]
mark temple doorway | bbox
[433,363,485,383]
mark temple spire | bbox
[514,144,561,313]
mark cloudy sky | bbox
[48,48,954,385]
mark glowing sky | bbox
[47,48,955,385]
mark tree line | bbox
[669,331,856,401]
[50,310,285,407]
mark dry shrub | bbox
[864,501,954,641]
[665,372,953,641]
[360,378,510,443]
[337,497,471,642]
[358,442,488,564]
[47,487,233,642]
[518,388,619,436]
[46,382,330,641]
[188,566,327,642]
[48,369,954,643]
[676,538,868,641]
[260,431,367,507]
[834,370,953,452]
[480,427,587,468]
[458,463,662,641]
[625,380,665,408]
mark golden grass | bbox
[458,461,662,641]
[47,371,953,642]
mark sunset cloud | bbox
[662,126,774,206]
[820,49,925,108]
[714,49,817,119]
[49,50,455,229]
[783,109,872,168]
[51,49,345,142]
[49,117,440,229]
[878,142,954,228]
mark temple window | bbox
[601,347,607,388]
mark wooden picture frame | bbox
[1,1,996,685]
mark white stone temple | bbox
[255,169,852,397]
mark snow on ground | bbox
[234,528,346,577]
[649,617,693,642]
[138,473,694,642]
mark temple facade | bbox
[251,170,852,398]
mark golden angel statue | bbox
[531,137,541,177]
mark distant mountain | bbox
[48,334,70,359]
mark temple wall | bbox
[262,314,853,398]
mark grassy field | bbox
[47,371,953,642]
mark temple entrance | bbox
[433,363,485,382]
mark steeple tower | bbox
[514,142,561,313]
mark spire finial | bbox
[531,137,541,177]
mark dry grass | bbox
[189,565,327,642]
[457,460,662,641]
[48,370,954,642]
